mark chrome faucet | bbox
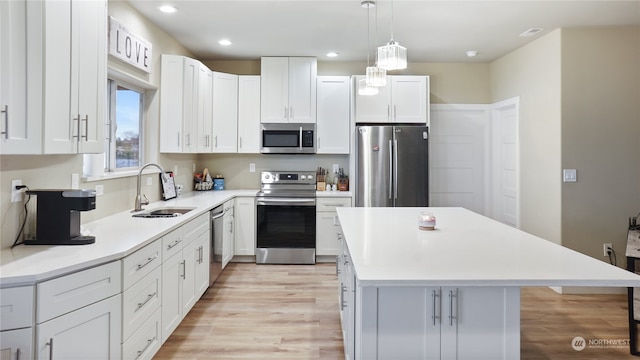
[133,163,167,212]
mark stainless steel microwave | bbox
[260,123,316,154]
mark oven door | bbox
[256,197,316,264]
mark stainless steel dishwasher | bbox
[210,205,225,285]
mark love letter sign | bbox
[108,16,153,73]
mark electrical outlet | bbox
[173,165,179,176]
[333,164,339,174]
[146,176,153,186]
[11,179,23,203]
[603,243,613,257]
[95,185,104,196]
[71,173,80,189]
[249,163,256,173]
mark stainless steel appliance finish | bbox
[210,205,224,285]
[356,125,429,207]
[260,123,316,154]
[256,171,317,264]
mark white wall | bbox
[490,29,563,244]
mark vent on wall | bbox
[519,28,544,37]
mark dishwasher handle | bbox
[211,211,225,220]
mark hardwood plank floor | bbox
[154,263,637,359]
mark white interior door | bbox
[490,97,520,227]
[429,104,489,214]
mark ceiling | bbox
[127,0,640,63]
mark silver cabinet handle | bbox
[290,107,294,119]
[324,203,345,207]
[137,255,157,270]
[432,289,440,326]
[136,336,156,359]
[448,289,457,326]
[340,284,347,311]
[335,256,340,276]
[46,338,53,360]
[387,104,390,121]
[388,140,393,200]
[181,260,186,279]
[16,347,21,360]
[167,239,182,250]
[81,115,89,140]
[239,136,243,149]
[317,136,320,149]
[177,132,180,146]
[136,292,157,312]
[186,134,191,146]
[214,135,218,148]
[1,105,8,139]
[393,139,398,200]
[72,115,80,139]
[394,105,397,121]
[299,127,303,151]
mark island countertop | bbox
[336,207,640,287]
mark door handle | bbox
[81,115,89,140]
[137,256,157,271]
[388,140,393,200]
[448,289,457,326]
[136,292,157,312]
[46,338,53,360]
[181,260,186,279]
[432,289,440,325]
[393,139,398,200]
[1,105,8,139]
[72,114,80,139]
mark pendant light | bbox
[377,0,407,70]
[366,0,386,87]
[358,0,379,95]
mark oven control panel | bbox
[261,171,315,184]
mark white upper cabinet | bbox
[0,0,41,154]
[237,76,261,153]
[316,76,350,154]
[260,57,316,124]
[181,57,199,153]
[35,0,106,154]
[196,64,213,153]
[212,72,238,153]
[354,75,429,124]
[160,55,184,153]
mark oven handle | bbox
[257,198,316,206]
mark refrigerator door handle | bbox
[388,140,393,200]
[394,139,399,200]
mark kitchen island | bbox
[336,207,640,360]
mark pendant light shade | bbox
[358,78,379,96]
[377,40,407,70]
[366,66,386,87]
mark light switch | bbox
[563,169,577,182]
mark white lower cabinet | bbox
[234,197,256,256]
[122,308,161,360]
[222,200,235,268]
[316,197,351,256]
[36,294,122,359]
[0,327,33,360]
[339,240,520,360]
[161,213,210,343]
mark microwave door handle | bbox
[299,127,303,151]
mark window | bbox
[106,79,144,171]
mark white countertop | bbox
[0,190,257,288]
[337,207,640,287]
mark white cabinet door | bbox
[196,64,213,153]
[234,197,256,256]
[288,57,317,124]
[317,76,350,154]
[222,201,235,268]
[161,252,183,343]
[316,212,342,256]
[440,287,520,359]
[353,75,392,123]
[0,0,41,154]
[237,76,261,153]
[0,328,33,360]
[260,57,316,123]
[193,231,210,298]
[160,55,184,152]
[181,237,198,315]
[391,76,428,124]
[260,57,289,123]
[40,0,106,154]
[36,294,121,360]
[182,57,199,153]
[212,72,238,153]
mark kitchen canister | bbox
[213,176,225,190]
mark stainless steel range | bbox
[256,170,316,264]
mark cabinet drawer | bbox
[122,266,161,341]
[123,240,162,290]
[183,212,209,245]
[317,197,352,212]
[37,261,121,323]
[0,286,34,330]
[162,227,184,261]
[122,307,161,360]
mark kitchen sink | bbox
[132,207,195,218]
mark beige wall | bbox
[490,29,563,244]
[560,27,640,263]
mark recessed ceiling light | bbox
[466,50,478,57]
[158,5,177,13]
[219,39,232,46]
[361,1,375,9]
[326,52,339,58]
[520,28,544,37]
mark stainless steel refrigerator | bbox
[355,125,429,207]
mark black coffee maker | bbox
[24,189,96,245]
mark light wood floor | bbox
[154,263,637,359]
